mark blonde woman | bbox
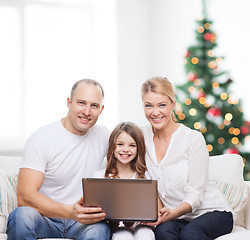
[141,77,234,240]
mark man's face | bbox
[66,82,104,135]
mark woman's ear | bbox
[172,100,176,111]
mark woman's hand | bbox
[145,206,177,227]
[145,202,192,227]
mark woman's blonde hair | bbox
[105,122,147,179]
[141,77,177,121]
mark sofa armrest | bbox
[245,181,250,230]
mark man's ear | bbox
[67,98,71,108]
[100,105,104,114]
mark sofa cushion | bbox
[209,154,245,185]
[209,154,249,227]
[0,156,21,177]
[0,170,18,233]
[213,179,249,212]
[215,225,249,240]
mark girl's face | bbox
[114,131,137,166]
[143,91,176,130]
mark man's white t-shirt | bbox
[21,120,109,205]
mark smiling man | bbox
[7,79,111,240]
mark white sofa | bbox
[0,154,250,240]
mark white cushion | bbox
[0,170,18,233]
[209,154,244,185]
[0,156,21,176]
[0,233,6,240]
[215,225,249,240]
[213,179,249,212]
[209,154,249,227]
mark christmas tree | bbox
[174,0,250,180]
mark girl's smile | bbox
[114,131,137,165]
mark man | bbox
[7,79,111,240]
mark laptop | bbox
[82,178,158,222]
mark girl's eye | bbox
[130,144,137,148]
[145,104,152,108]
[160,104,166,107]
[117,143,123,146]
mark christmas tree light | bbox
[174,0,250,180]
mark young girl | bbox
[93,122,155,240]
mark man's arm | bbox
[17,168,106,224]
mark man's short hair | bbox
[70,79,104,100]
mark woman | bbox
[141,77,234,240]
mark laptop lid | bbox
[82,178,158,222]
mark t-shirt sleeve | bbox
[21,132,50,173]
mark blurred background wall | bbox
[0,0,249,155]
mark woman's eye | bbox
[160,104,166,107]
[145,104,152,108]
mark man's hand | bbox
[72,197,106,224]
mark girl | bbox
[93,122,155,240]
[141,77,234,240]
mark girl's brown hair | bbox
[105,122,147,179]
[141,77,177,122]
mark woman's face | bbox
[114,131,137,166]
[143,91,176,130]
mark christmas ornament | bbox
[241,122,250,135]
[225,148,240,154]
[204,32,212,41]
[185,51,191,58]
[208,107,222,117]
[188,72,198,81]
[197,92,206,100]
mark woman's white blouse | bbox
[142,124,234,221]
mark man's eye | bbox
[92,104,99,109]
